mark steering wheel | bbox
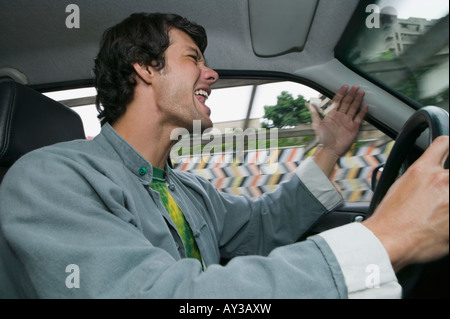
[369,106,449,214]
[367,105,449,298]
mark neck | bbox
[112,108,177,170]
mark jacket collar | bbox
[95,123,171,185]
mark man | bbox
[0,13,448,298]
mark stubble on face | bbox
[151,29,215,134]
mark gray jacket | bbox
[0,123,347,298]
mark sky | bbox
[208,82,320,124]
[377,0,449,19]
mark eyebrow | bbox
[187,47,201,57]
[187,46,207,64]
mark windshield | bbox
[336,0,449,111]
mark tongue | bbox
[195,94,206,104]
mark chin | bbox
[203,117,213,128]
[182,117,213,134]
[199,119,213,134]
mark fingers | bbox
[332,85,350,108]
[419,135,450,167]
[354,103,369,126]
[334,85,366,120]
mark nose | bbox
[202,65,219,85]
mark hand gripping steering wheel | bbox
[367,105,449,298]
[368,106,449,215]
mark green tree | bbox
[262,91,311,129]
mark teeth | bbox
[195,89,209,100]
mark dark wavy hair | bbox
[93,13,207,125]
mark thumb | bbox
[308,103,322,126]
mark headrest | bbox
[0,78,86,167]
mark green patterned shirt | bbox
[150,167,203,265]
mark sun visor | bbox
[248,0,319,57]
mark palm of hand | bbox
[310,85,368,157]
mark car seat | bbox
[0,77,85,298]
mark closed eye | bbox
[189,55,199,62]
[186,47,205,64]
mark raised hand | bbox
[309,85,369,176]
[310,85,369,158]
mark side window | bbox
[170,80,394,202]
[43,88,101,139]
[44,81,393,203]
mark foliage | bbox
[261,91,311,129]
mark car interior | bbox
[0,0,448,298]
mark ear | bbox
[132,63,155,85]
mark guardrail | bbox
[172,132,394,202]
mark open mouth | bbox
[194,89,209,104]
[194,88,212,117]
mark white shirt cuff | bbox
[318,222,402,299]
[295,157,344,211]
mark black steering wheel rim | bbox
[367,106,449,298]
[369,106,449,215]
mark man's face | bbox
[151,28,219,132]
